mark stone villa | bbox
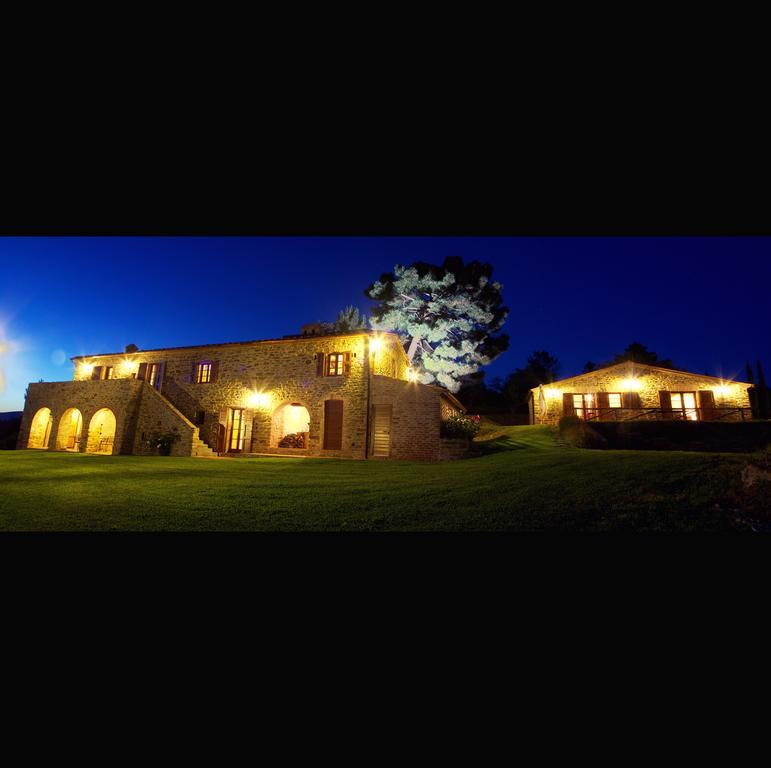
[529,361,753,425]
[18,328,466,461]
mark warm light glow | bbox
[80,362,94,376]
[119,359,136,376]
[621,378,641,392]
[246,391,272,409]
[545,388,560,400]
[714,384,731,397]
[370,336,383,353]
[407,368,418,383]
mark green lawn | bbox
[0,425,755,531]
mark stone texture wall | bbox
[64,331,407,458]
[440,438,470,461]
[371,376,444,461]
[17,379,196,456]
[531,363,753,425]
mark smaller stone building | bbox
[529,361,753,425]
[17,329,466,461]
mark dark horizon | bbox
[1,236,769,410]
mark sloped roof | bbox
[71,329,403,361]
[529,360,751,392]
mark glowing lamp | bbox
[80,363,94,376]
[545,388,560,400]
[714,384,730,397]
[369,337,383,353]
[247,391,272,409]
[119,360,136,376]
[621,378,641,392]
[407,368,418,383]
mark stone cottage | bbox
[529,361,753,425]
[18,329,466,461]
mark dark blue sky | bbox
[1,237,769,410]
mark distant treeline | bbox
[0,413,21,450]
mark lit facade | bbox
[17,330,465,460]
[529,361,753,425]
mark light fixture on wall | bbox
[545,388,560,400]
[80,362,94,376]
[246,391,272,409]
[369,336,383,354]
[714,384,731,397]
[407,368,418,383]
[621,378,641,392]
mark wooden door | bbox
[323,400,343,450]
[372,405,392,458]
[226,408,245,452]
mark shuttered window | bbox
[323,400,344,450]
[372,405,392,457]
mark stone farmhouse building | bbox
[18,329,466,461]
[530,361,753,425]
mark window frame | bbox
[326,352,344,377]
[669,391,699,421]
[196,361,212,384]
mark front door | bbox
[372,405,392,458]
[226,407,245,452]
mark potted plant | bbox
[145,429,181,456]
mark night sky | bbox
[1,237,769,411]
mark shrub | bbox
[145,429,181,456]
[558,414,607,449]
[441,414,481,439]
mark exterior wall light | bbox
[247,391,272,409]
[80,363,94,376]
[714,384,731,397]
[407,368,418,383]
[621,378,641,392]
[545,388,560,399]
[369,337,383,354]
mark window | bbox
[327,353,344,376]
[197,362,212,383]
[147,363,158,386]
[670,391,698,421]
[607,393,622,408]
[227,407,245,451]
[572,393,595,420]
[104,366,114,380]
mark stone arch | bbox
[270,401,311,448]
[27,407,53,449]
[86,407,117,454]
[55,408,84,451]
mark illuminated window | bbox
[572,394,595,419]
[227,407,245,451]
[327,353,344,376]
[104,366,114,380]
[670,391,698,421]
[196,362,212,383]
[608,393,622,408]
[147,363,158,386]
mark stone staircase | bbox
[191,434,217,458]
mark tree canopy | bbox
[333,305,367,332]
[365,256,509,392]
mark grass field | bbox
[0,424,758,531]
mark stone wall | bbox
[16,379,196,456]
[65,331,407,458]
[440,438,470,461]
[531,362,753,425]
[371,375,444,460]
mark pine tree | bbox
[365,257,509,393]
[746,362,755,385]
[333,305,367,332]
[746,361,758,418]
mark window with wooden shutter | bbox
[210,360,219,382]
[137,362,148,381]
[316,352,325,377]
[659,391,673,419]
[698,390,715,421]
[622,392,641,410]
[323,400,343,450]
[343,352,352,375]
[91,366,103,380]
[372,405,392,457]
[562,392,574,417]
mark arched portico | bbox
[270,401,311,448]
[86,408,117,454]
[27,407,53,449]
[56,408,83,451]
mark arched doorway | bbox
[56,408,83,451]
[27,407,53,449]
[86,408,117,454]
[271,402,311,448]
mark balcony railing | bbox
[582,407,753,423]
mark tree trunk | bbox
[406,335,421,363]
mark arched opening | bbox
[86,408,117,454]
[56,408,84,451]
[27,407,53,449]
[271,402,310,448]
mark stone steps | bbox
[191,436,217,458]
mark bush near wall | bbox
[441,414,481,439]
[558,415,608,449]
[587,421,771,453]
